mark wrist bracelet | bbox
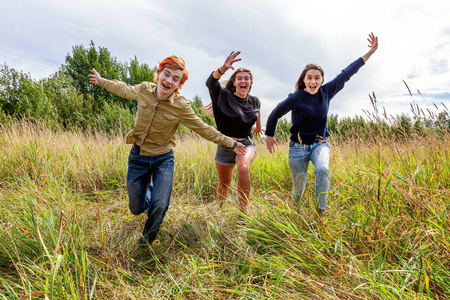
[232,141,238,149]
[217,68,224,75]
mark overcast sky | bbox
[1,0,449,125]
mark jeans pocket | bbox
[129,145,142,161]
[289,143,306,158]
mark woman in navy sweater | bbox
[206,51,263,211]
[265,33,378,216]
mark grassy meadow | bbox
[0,119,449,299]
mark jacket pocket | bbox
[152,113,178,131]
[133,101,153,140]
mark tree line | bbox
[1,42,448,139]
[0,41,213,134]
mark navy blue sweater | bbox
[265,57,365,144]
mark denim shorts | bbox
[215,138,256,166]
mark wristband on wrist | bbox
[217,68,224,75]
[232,141,238,149]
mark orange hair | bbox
[154,55,189,93]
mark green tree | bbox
[119,56,156,113]
[64,41,124,113]
[42,67,94,130]
[64,42,157,114]
[437,111,450,129]
[274,117,292,141]
[191,95,215,126]
[392,114,412,138]
[95,101,135,134]
[121,56,156,86]
[0,63,23,115]
[327,114,340,136]
[18,77,56,124]
[0,64,57,125]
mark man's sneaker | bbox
[137,237,152,248]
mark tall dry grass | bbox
[0,114,449,299]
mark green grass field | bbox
[0,120,449,299]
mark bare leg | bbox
[235,149,256,212]
[215,162,234,207]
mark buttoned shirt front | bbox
[98,78,235,156]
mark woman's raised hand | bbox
[362,33,378,62]
[223,51,242,71]
[367,33,378,53]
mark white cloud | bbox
[1,0,449,124]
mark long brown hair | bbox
[225,68,253,94]
[295,64,324,91]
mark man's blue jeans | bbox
[127,145,175,244]
[288,141,330,210]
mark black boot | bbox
[140,217,160,245]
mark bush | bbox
[95,101,135,134]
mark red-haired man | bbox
[89,55,246,245]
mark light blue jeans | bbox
[288,141,330,210]
[126,145,175,243]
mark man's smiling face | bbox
[156,67,183,100]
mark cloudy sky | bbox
[1,0,449,125]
